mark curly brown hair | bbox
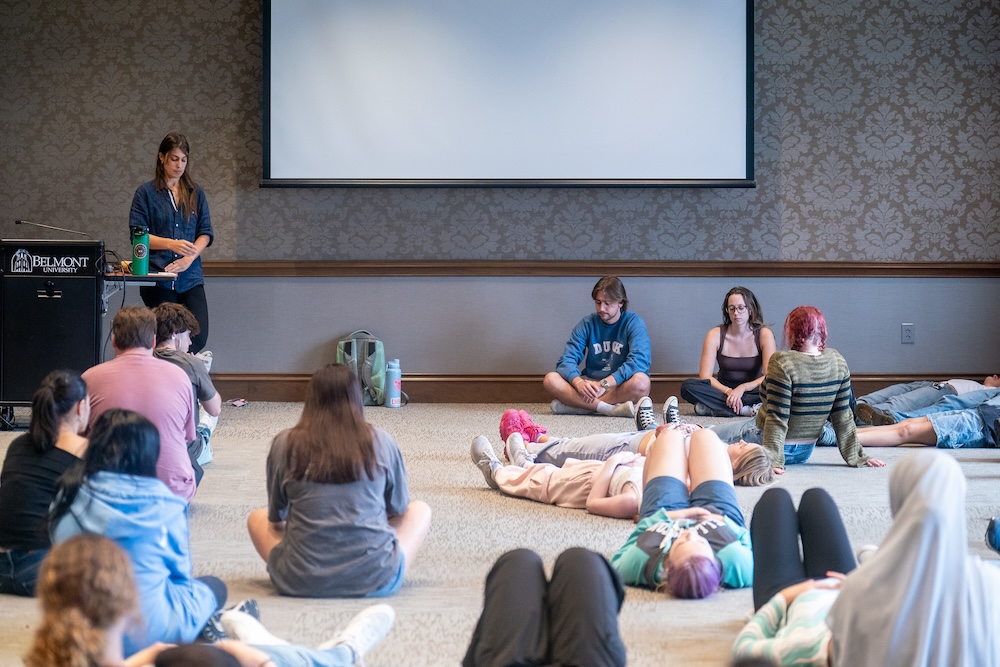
[25,534,137,667]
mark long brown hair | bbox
[25,534,138,667]
[282,364,377,483]
[153,132,197,218]
[720,286,765,329]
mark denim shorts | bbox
[640,476,746,528]
[367,555,406,597]
[928,410,989,448]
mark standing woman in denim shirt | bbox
[129,132,213,353]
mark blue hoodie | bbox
[51,471,218,656]
[555,311,652,385]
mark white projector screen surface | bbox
[266,0,752,185]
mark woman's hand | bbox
[779,575,844,605]
[169,238,199,255]
[772,466,785,475]
[165,254,196,274]
[668,507,711,521]
[726,385,747,413]
[864,458,886,468]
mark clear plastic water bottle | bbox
[386,359,401,408]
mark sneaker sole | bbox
[856,403,895,426]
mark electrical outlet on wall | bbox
[901,323,915,344]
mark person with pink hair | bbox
[710,306,885,473]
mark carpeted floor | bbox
[0,401,997,666]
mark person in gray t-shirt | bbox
[246,364,432,598]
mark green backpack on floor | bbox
[336,330,386,406]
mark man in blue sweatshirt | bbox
[543,276,651,417]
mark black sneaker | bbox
[662,396,681,425]
[199,611,228,643]
[231,599,260,621]
[635,397,657,431]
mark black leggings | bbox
[750,487,856,611]
[680,378,760,417]
[463,548,626,667]
[141,283,209,353]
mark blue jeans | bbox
[0,548,47,596]
[367,556,405,597]
[709,419,816,465]
[927,410,990,448]
[256,644,355,667]
[641,476,745,528]
[858,381,955,414]
[893,389,1000,421]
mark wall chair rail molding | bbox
[205,261,1000,279]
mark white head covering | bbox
[826,450,1000,667]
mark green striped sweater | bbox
[755,348,870,467]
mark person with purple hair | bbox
[610,427,752,599]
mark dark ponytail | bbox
[29,370,87,453]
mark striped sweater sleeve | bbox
[732,589,836,665]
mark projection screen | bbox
[264,0,753,187]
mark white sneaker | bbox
[199,408,219,434]
[318,604,396,662]
[220,609,289,646]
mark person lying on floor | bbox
[471,436,644,519]
[496,402,775,487]
[856,392,1000,450]
[855,376,1000,425]
[708,306,885,472]
[611,428,753,599]
[733,449,1000,666]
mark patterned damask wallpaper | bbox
[1,0,998,262]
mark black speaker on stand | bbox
[1,239,104,428]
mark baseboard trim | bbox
[212,373,951,404]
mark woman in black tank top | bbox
[681,287,776,417]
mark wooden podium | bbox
[0,239,104,416]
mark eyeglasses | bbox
[727,305,748,314]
